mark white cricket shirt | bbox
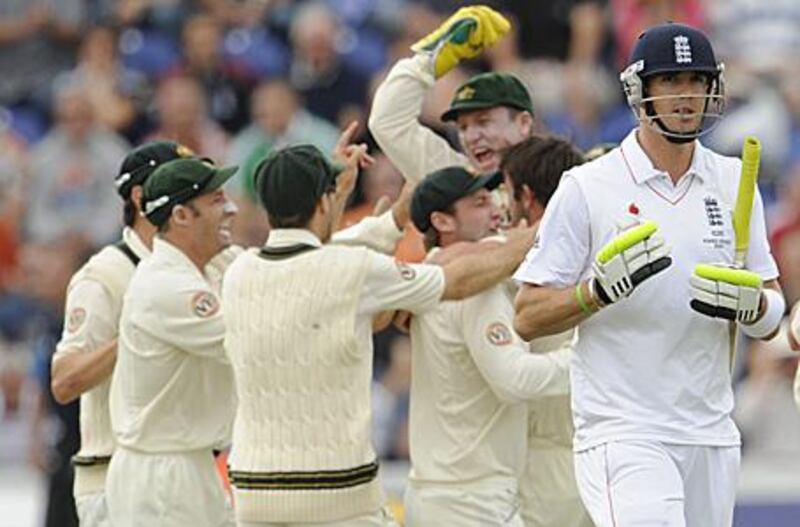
[514,130,779,451]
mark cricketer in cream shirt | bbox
[224,228,445,524]
[108,237,236,527]
[406,274,570,526]
[514,130,779,451]
[54,227,149,516]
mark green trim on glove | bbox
[596,221,658,264]
[694,264,763,288]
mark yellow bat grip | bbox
[733,136,761,261]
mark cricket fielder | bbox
[106,158,240,527]
[404,166,572,526]
[371,7,592,525]
[513,23,784,526]
[50,141,198,526]
[369,5,532,182]
[500,136,594,527]
[222,144,534,526]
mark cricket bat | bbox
[729,136,761,369]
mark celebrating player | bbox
[221,140,533,526]
[106,158,240,527]
[50,142,199,526]
[513,22,784,526]
[404,165,572,526]
[369,5,533,182]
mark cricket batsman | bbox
[513,22,784,526]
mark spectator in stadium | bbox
[173,12,254,133]
[61,25,150,141]
[226,79,339,201]
[0,0,87,124]
[25,80,129,251]
[288,2,370,127]
[147,75,228,162]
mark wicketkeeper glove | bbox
[591,221,672,305]
[689,264,762,322]
[411,5,510,79]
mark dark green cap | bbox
[253,144,343,221]
[115,141,196,199]
[411,166,502,232]
[142,158,238,227]
[441,72,534,122]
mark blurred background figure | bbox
[173,12,254,133]
[0,0,87,141]
[735,322,800,461]
[60,25,150,142]
[146,75,228,161]
[288,2,369,127]
[25,81,128,253]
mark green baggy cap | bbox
[142,158,238,227]
[442,72,534,122]
[411,166,502,232]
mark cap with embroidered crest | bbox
[142,158,238,227]
[115,141,196,200]
[411,166,502,232]
[441,72,533,122]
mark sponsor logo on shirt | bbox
[485,322,513,346]
[67,307,87,333]
[191,291,220,318]
[395,261,416,281]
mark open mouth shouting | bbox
[471,147,497,171]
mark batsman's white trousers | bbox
[520,445,593,527]
[106,446,234,527]
[404,476,524,527]
[575,441,739,527]
[237,507,398,527]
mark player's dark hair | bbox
[501,135,585,208]
[123,197,138,227]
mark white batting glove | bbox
[690,264,762,323]
[591,220,672,305]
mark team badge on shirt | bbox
[66,307,87,333]
[395,261,416,281]
[191,291,220,318]
[485,322,513,346]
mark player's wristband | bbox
[575,283,595,315]
[740,288,785,339]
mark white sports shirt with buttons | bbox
[514,130,779,451]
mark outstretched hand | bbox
[333,121,374,200]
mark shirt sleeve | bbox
[368,55,469,183]
[332,211,404,255]
[458,287,571,403]
[513,175,592,286]
[133,278,227,361]
[746,187,779,280]
[358,252,445,316]
[54,279,118,358]
[204,245,245,293]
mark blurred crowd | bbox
[1,0,800,524]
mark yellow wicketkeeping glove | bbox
[411,5,511,78]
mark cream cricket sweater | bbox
[224,241,379,522]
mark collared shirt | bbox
[55,227,150,459]
[110,238,235,453]
[409,275,570,484]
[514,129,779,451]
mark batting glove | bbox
[591,221,672,305]
[411,5,510,79]
[689,264,762,322]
